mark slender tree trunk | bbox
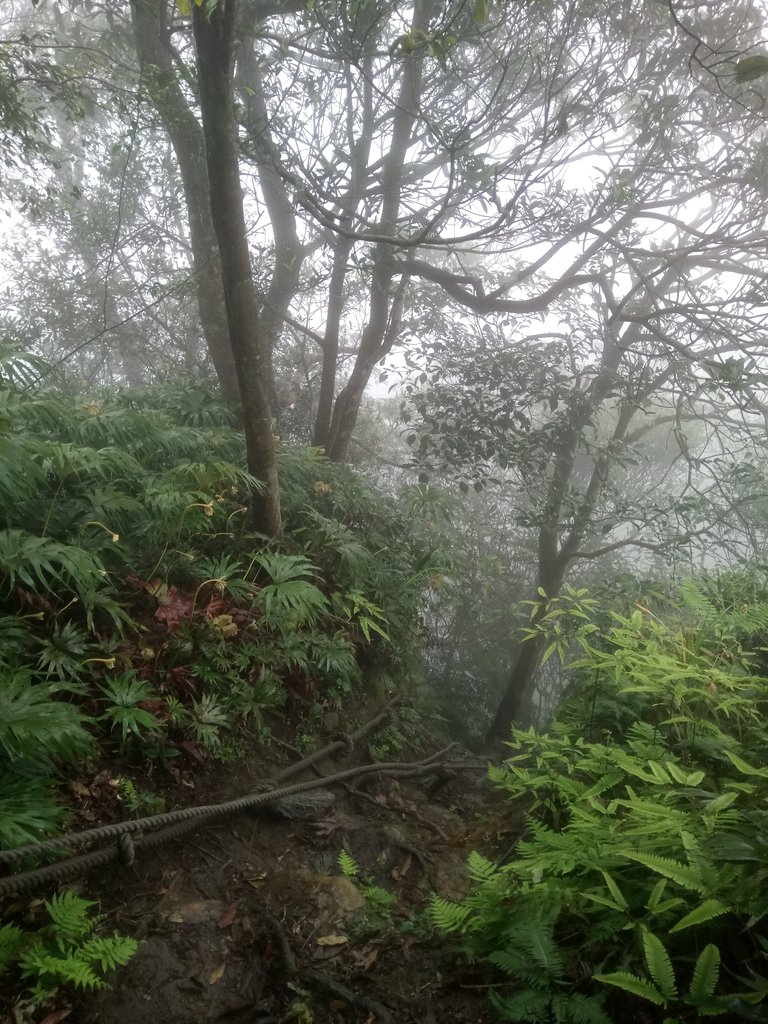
[325,0,431,461]
[235,36,303,421]
[130,0,239,402]
[193,0,281,537]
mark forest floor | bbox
[4,714,521,1024]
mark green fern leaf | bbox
[428,894,470,932]
[45,891,98,945]
[466,850,499,883]
[669,899,729,933]
[338,849,359,878]
[688,944,720,1000]
[78,934,138,972]
[622,852,707,894]
[490,987,550,1021]
[594,971,666,1005]
[556,991,613,1024]
[0,923,25,972]
[642,931,677,1000]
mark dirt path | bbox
[68,743,512,1024]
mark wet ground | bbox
[4,733,519,1024]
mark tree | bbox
[404,206,768,742]
[131,0,239,400]
[191,0,282,535]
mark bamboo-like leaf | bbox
[724,750,768,779]
[600,870,629,911]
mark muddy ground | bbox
[3,727,520,1024]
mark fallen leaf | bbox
[217,903,238,929]
[391,852,412,881]
[246,874,267,889]
[354,946,379,970]
[209,963,226,985]
[40,1010,71,1024]
[316,933,348,947]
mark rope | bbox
[0,699,401,868]
[0,755,457,897]
[0,684,465,899]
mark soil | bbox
[2,722,521,1024]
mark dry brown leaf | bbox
[208,963,226,985]
[217,902,238,929]
[316,933,348,947]
[353,946,379,971]
[391,853,412,881]
[39,1010,72,1024]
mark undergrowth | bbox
[0,355,448,846]
[431,578,768,1023]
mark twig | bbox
[265,912,394,1024]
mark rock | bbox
[266,788,336,819]
[323,711,340,732]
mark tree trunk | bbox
[485,630,548,746]
[131,0,239,402]
[235,36,303,422]
[324,0,431,461]
[193,0,281,537]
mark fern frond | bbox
[621,852,707,894]
[428,894,470,932]
[466,851,500,883]
[669,899,730,933]
[642,930,677,1000]
[77,934,139,972]
[45,891,98,945]
[0,923,25,972]
[688,943,720,1001]
[338,849,359,879]
[594,970,666,1005]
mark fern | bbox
[669,899,730,933]
[338,848,359,879]
[593,970,666,1006]
[642,930,677,1000]
[429,895,471,932]
[9,888,138,1002]
[0,923,25,972]
[45,892,98,945]
[688,944,720,1001]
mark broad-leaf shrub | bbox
[434,579,768,1022]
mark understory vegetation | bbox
[0,360,447,850]
[432,577,768,1022]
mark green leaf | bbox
[600,870,629,911]
[688,944,720,1000]
[724,750,768,779]
[735,54,768,83]
[594,971,666,1006]
[643,931,677,1000]
[622,852,707,894]
[670,900,729,933]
